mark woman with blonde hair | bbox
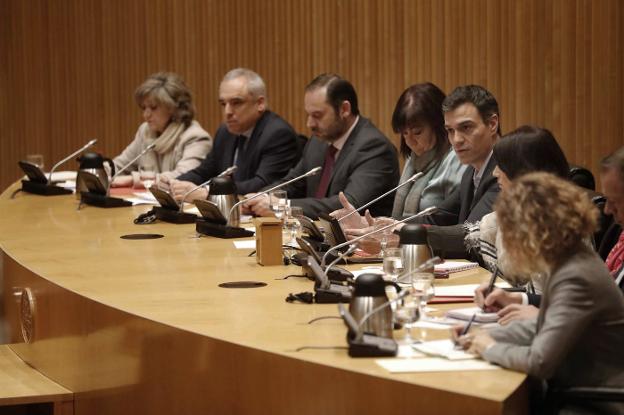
[112,72,212,185]
[457,172,624,414]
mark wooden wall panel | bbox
[1,0,623,191]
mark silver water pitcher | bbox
[349,273,401,339]
[400,224,434,275]
[76,152,115,195]
[207,176,239,226]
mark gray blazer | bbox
[483,246,624,413]
[276,117,400,219]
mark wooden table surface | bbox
[0,186,528,415]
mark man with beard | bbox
[244,73,399,219]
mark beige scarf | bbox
[145,122,185,155]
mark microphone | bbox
[321,206,438,267]
[48,138,98,182]
[177,165,237,212]
[338,172,424,222]
[110,142,157,188]
[323,245,356,281]
[226,166,322,226]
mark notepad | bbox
[445,306,499,323]
[434,261,479,277]
[412,339,476,360]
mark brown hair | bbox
[135,72,195,127]
[496,172,598,275]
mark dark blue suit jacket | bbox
[177,111,298,195]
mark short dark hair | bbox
[305,73,359,116]
[442,85,501,135]
[601,146,624,181]
[391,82,448,160]
[494,125,569,180]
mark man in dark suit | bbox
[420,84,501,226]
[245,73,399,219]
[600,146,624,291]
[163,68,298,200]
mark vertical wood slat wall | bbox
[1,0,623,191]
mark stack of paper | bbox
[446,306,499,323]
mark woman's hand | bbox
[497,304,539,325]
[474,285,522,312]
[451,326,496,357]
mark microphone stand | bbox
[20,139,97,196]
[197,167,322,240]
[338,172,423,223]
[321,206,437,267]
[338,257,441,357]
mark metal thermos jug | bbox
[208,176,239,226]
[400,224,434,275]
[76,152,115,195]
[349,273,401,339]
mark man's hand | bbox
[497,304,539,325]
[243,193,274,217]
[169,180,208,202]
[474,285,522,313]
[330,192,367,230]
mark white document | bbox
[411,339,476,360]
[434,284,480,297]
[376,357,501,373]
[233,240,256,249]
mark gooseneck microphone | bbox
[321,206,438,267]
[109,142,157,190]
[338,172,424,222]
[226,166,322,226]
[323,245,357,280]
[48,138,98,182]
[177,165,237,212]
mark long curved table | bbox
[0,186,527,414]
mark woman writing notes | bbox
[112,72,212,186]
[456,173,624,414]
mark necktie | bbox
[233,135,246,181]
[606,230,624,276]
[315,145,338,198]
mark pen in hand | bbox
[482,265,499,307]
[454,313,477,348]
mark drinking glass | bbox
[394,288,422,345]
[26,154,44,169]
[382,247,403,282]
[283,205,304,246]
[270,190,288,220]
[411,274,435,317]
[373,217,395,253]
[139,162,157,190]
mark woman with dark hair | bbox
[333,83,465,228]
[112,72,212,186]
